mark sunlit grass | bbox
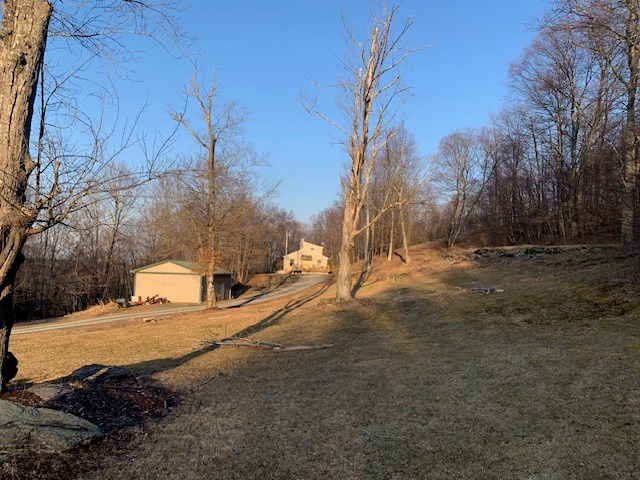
[10,243,640,479]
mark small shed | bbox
[131,260,233,304]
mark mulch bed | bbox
[0,373,178,480]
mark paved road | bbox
[14,274,329,335]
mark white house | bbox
[283,240,329,273]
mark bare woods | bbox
[306,0,640,292]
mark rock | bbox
[26,384,72,402]
[69,364,105,380]
[0,399,103,456]
[70,364,133,382]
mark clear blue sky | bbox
[89,0,548,223]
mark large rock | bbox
[70,364,133,382]
[26,383,72,402]
[0,399,103,456]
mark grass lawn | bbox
[7,244,640,479]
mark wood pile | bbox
[130,295,171,306]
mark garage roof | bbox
[131,260,232,275]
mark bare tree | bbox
[435,130,488,247]
[171,70,252,308]
[305,4,420,301]
[373,125,424,262]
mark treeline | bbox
[443,1,640,246]
[309,1,640,262]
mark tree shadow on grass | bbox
[393,250,407,263]
[120,280,332,377]
[227,274,301,307]
[351,263,374,298]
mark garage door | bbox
[134,273,202,303]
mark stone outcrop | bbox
[0,399,103,458]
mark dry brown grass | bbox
[8,244,640,479]
[62,301,122,320]
[11,284,328,386]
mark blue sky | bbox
[78,0,548,223]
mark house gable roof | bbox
[283,241,328,260]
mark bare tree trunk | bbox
[379,213,385,257]
[0,252,24,389]
[335,24,378,301]
[369,210,376,263]
[206,272,216,306]
[206,144,217,308]
[0,0,52,388]
[387,208,395,261]
[621,5,639,249]
[306,5,416,302]
[336,200,356,301]
[399,204,411,264]
[445,194,465,248]
[100,197,122,299]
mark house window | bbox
[289,259,294,266]
[301,255,312,261]
[317,260,321,266]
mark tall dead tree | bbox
[171,70,247,308]
[306,5,419,301]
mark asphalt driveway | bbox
[14,274,329,335]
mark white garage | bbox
[131,260,232,304]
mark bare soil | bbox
[3,243,640,479]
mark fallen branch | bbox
[456,286,504,294]
[203,338,333,351]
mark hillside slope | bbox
[6,243,640,479]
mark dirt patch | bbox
[0,390,42,407]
